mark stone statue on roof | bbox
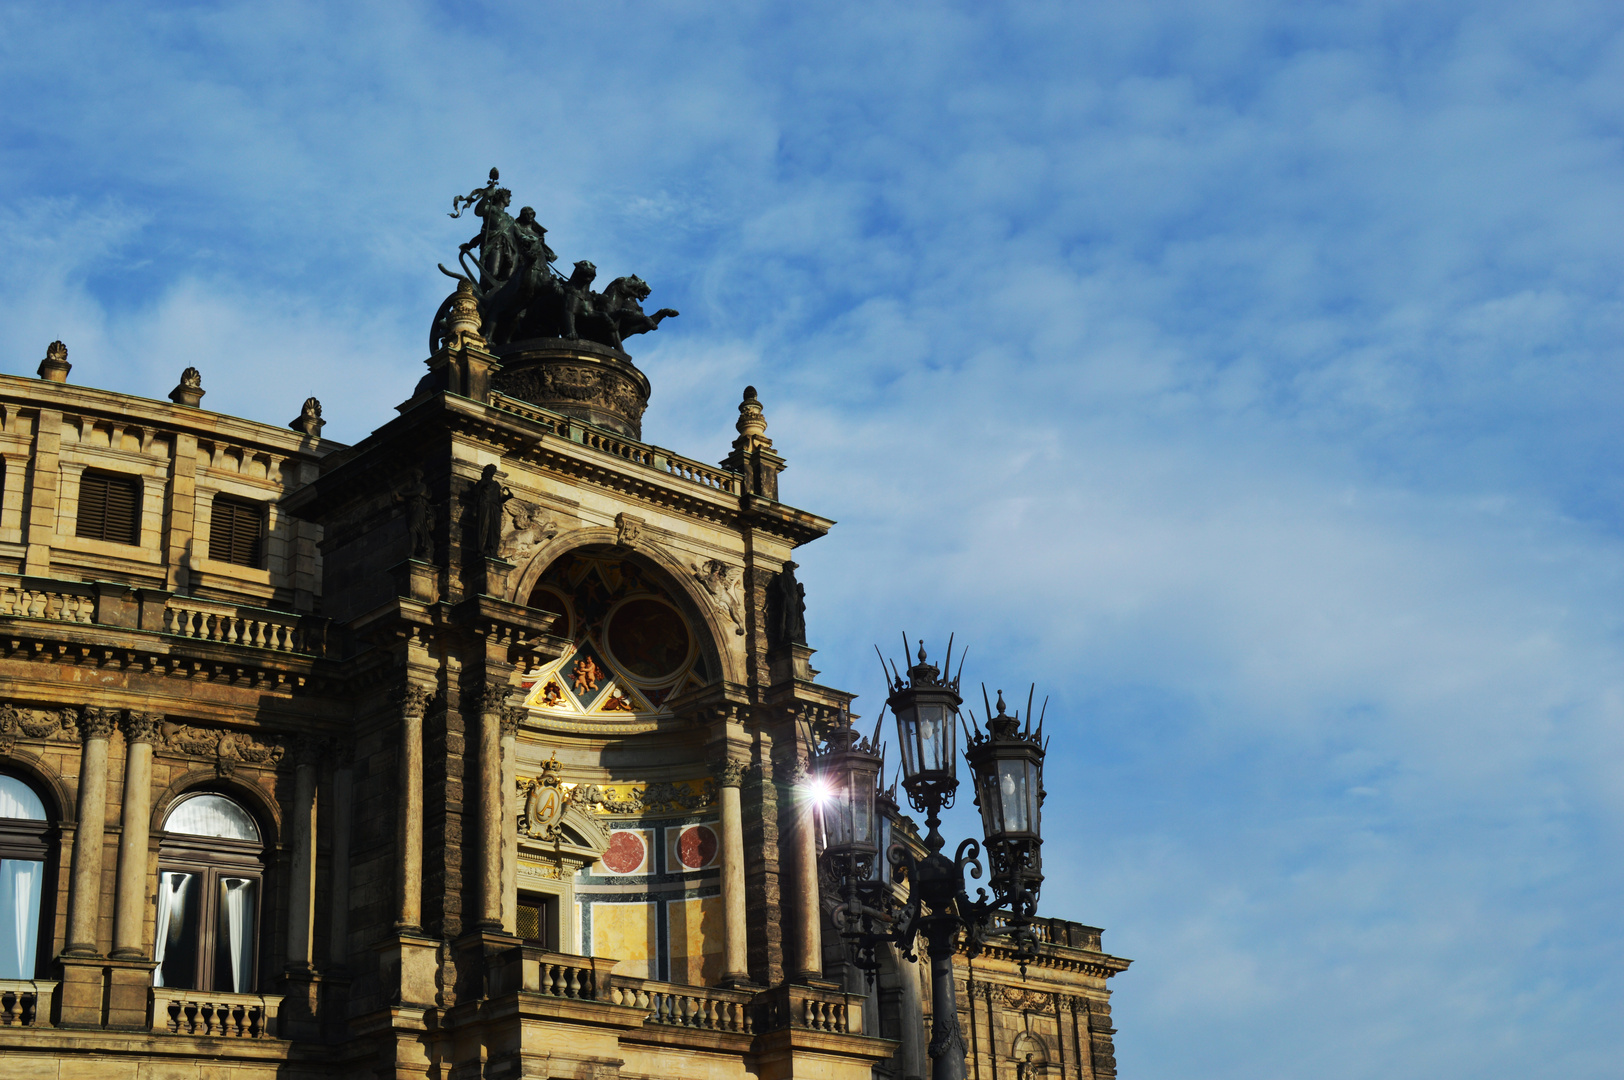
[431,168,679,355]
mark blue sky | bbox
[4,2,1624,1076]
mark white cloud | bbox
[3,3,1624,1077]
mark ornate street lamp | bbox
[821,636,1049,1080]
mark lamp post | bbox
[817,637,1048,1080]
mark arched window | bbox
[155,793,263,993]
[0,773,49,979]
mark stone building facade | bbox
[0,271,1128,1078]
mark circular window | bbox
[605,598,691,681]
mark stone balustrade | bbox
[0,980,56,1027]
[163,598,309,653]
[490,393,740,495]
[151,990,279,1039]
[753,983,862,1035]
[0,576,95,624]
[608,976,755,1034]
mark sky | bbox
[3,1,1623,1076]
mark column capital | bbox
[499,705,524,737]
[397,682,437,718]
[77,706,118,741]
[710,757,748,788]
[121,712,162,745]
[470,682,512,717]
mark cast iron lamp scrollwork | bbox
[817,635,1049,1080]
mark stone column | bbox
[328,759,353,966]
[396,685,433,932]
[65,707,116,955]
[499,707,521,935]
[787,756,822,982]
[713,757,750,982]
[111,712,160,958]
[477,685,504,931]
[285,739,319,971]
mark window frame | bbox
[154,794,266,994]
[516,891,559,952]
[74,469,142,546]
[207,494,267,569]
[0,771,56,981]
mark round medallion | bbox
[606,598,690,680]
[603,830,647,874]
[676,824,719,869]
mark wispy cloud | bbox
[3,2,1624,1076]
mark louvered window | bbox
[75,471,141,545]
[209,496,264,568]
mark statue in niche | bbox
[468,464,513,559]
[433,167,679,353]
[770,560,807,647]
[395,467,435,561]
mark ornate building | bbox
[0,182,1128,1079]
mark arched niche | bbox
[510,541,737,727]
[508,531,740,687]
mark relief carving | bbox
[1002,986,1055,1013]
[500,500,558,561]
[158,723,286,777]
[692,559,745,636]
[0,704,77,755]
[614,512,643,549]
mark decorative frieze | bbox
[157,722,285,777]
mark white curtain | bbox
[220,877,255,993]
[153,871,193,988]
[0,860,41,979]
[164,795,258,841]
[0,776,45,820]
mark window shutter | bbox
[75,471,141,545]
[209,496,264,568]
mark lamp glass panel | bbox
[915,703,950,774]
[849,764,874,846]
[894,702,919,779]
[974,766,1002,838]
[996,758,1032,833]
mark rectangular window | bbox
[209,495,264,568]
[75,470,141,545]
[517,893,556,950]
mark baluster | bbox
[564,965,580,998]
[226,616,241,645]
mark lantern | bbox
[965,688,1047,908]
[814,713,884,861]
[886,640,963,811]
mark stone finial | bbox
[169,367,206,407]
[38,340,71,382]
[443,279,487,352]
[724,384,786,500]
[290,396,325,437]
[735,385,769,443]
